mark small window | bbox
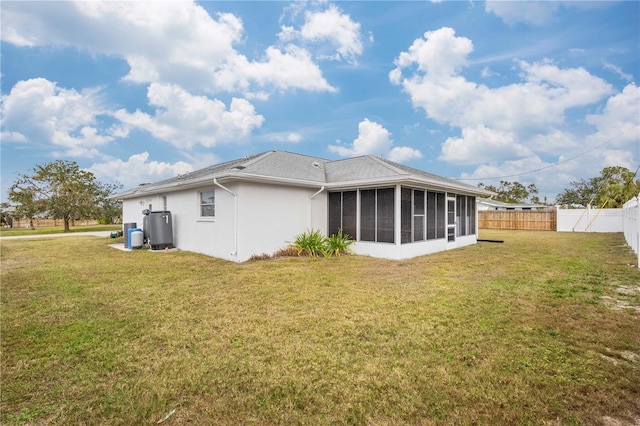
[200,190,215,217]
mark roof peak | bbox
[113,150,493,199]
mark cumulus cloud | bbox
[388,146,423,163]
[583,83,640,169]
[389,26,638,198]
[391,28,613,134]
[89,152,194,188]
[1,1,335,96]
[278,3,364,64]
[0,78,117,158]
[114,83,264,149]
[390,27,617,170]
[329,119,422,162]
[440,125,532,165]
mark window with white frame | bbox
[200,190,215,217]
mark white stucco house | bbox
[113,150,493,262]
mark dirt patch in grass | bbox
[1,231,639,425]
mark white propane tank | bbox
[131,230,144,249]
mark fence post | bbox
[637,194,640,268]
[623,193,640,268]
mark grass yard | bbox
[1,230,639,425]
[0,224,120,238]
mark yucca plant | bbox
[291,229,327,257]
[324,229,354,257]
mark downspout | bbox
[213,178,238,257]
[308,186,325,229]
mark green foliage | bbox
[291,228,354,258]
[324,229,354,257]
[556,166,640,207]
[292,229,328,257]
[479,180,540,204]
[8,160,122,232]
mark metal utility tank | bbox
[130,230,144,249]
[147,211,173,250]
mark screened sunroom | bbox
[327,185,478,260]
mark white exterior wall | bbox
[557,208,623,233]
[122,184,238,260]
[122,194,166,227]
[352,234,476,260]
[235,182,326,261]
[122,182,327,262]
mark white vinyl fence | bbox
[623,194,640,268]
[556,207,623,233]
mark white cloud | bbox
[485,1,560,26]
[0,78,117,158]
[1,1,335,97]
[481,67,497,78]
[388,147,423,163]
[239,45,337,93]
[328,119,422,162]
[603,62,634,83]
[440,126,532,165]
[278,3,364,64]
[114,83,265,149]
[584,83,640,170]
[390,27,637,199]
[391,28,613,134]
[390,27,615,168]
[329,118,392,157]
[485,1,612,27]
[266,132,303,143]
[89,152,194,188]
[393,27,472,79]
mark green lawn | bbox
[1,230,639,425]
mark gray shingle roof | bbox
[114,150,492,198]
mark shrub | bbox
[325,229,354,257]
[290,228,354,258]
[291,229,327,257]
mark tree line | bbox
[479,166,639,208]
[4,160,122,231]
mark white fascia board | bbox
[114,172,325,199]
[326,176,493,197]
[217,173,325,189]
[113,174,236,199]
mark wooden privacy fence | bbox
[478,210,557,231]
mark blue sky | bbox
[1,1,639,203]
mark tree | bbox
[7,181,40,229]
[478,180,540,204]
[8,160,122,232]
[555,166,640,208]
